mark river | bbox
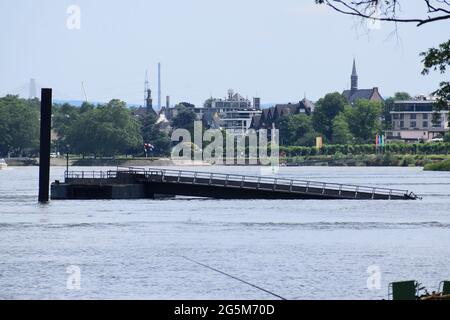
[0,166,449,299]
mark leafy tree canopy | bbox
[343,99,382,143]
[66,100,142,157]
[0,95,39,156]
[312,92,348,141]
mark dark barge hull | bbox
[51,168,419,200]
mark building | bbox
[385,96,449,142]
[132,77,157,117]
[205,89,262,135]
[342,59,384,104]
[250,98,315,131]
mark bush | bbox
[424,159,450,171]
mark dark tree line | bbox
[0,95,39,156]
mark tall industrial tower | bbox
[29,78,37,99]
[157,62,161,111]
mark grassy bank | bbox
[284,154,450,167]
[424,159,450,171]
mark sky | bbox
[0,0,449,107]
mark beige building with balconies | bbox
[386,98,449,142]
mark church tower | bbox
[351,58,358,91]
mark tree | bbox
[279,114,317,146]
[444,132,450,143]
[315,1,450,27]
[315,1,449,132]
[383,92,412,129]
[66,100,142,157]
[141,113,171,156]
[203,98,214,108]
[332,113,354,144]
[344,99,382,143]
[52,103,80,153]
[171,105,197,134]
[421,40,450,127]
[312,92,348,141]
[0,95,39,156]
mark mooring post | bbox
[38,88,52,203]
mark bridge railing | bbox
[65,170,115,179]
[65,166,415,199]
[135,167,411,198]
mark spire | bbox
[351,58,358,91]
[144,70,153,112]
[352,58,357,76]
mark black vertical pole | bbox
[38,88,52,203]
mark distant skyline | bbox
[1,0,449,106]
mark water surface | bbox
[0,166,449,299]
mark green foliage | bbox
[0,95,39,156]
[343,99,382,143]
[280,142,450,157]
[52,103,80,153]
[424,158,450,171]
[331,113,353,144]
[421,39,450,126]
[66,100,142,156]
[278,114,317,146]
[171,105,197,134]
[141,113,171,156]
[203,98,213,108]
[312,92,348,141]
[444,133,450,143]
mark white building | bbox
[207,89,262,135]
[386,97,449,142]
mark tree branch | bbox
[316,0,450,26]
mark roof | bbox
[300,98,315,113]
[342,87,383,104]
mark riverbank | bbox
[284,154,450,167]
[3,157,211,167]
[424,159,450,171]
[4,154,450,168]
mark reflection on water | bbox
[0,166,449,299]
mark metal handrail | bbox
[64,166,414,198]
[141,167,410,196]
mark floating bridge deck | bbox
[51,167,419,200]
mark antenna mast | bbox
[81,81,88,102]
[157,62,161,111]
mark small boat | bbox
[0,159,7,170]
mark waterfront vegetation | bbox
[424,158,450,171]
[1,93,449,170]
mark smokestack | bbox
[38,88,52,203]
[166,95,170,109]
[158,62,161,110]
[29,78,37,99]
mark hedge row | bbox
[280,143,450,157]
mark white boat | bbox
[0,159,7,169]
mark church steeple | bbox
[351,58,358,91]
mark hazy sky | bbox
[0,0,449,106]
